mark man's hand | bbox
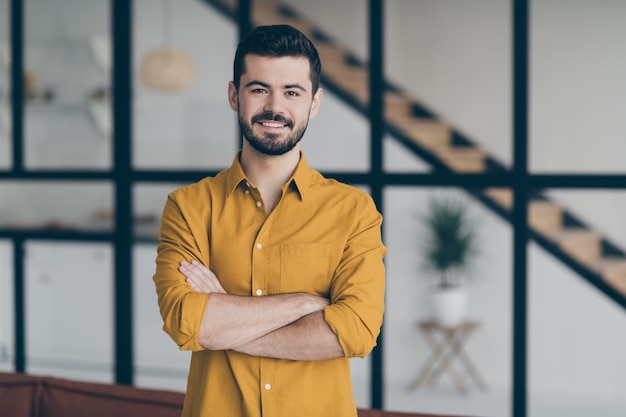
[179,260,227,294]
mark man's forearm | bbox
[199,292,328,350]
[232,311,345,361]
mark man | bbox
[153,24,386,417]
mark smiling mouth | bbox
[252,112,293,129]
[260,121,287,129]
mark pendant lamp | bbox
[138,0,194,92]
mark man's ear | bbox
[228,81,238,112]
[309,87,323,119]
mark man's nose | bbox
[263,92,284,113]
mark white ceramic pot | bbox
[433,286,468,327]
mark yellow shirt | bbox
[153,153,386,417]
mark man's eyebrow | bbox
[244,80,307,92]
[244,80,270,89]
[284,83,307,92]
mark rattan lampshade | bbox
[139,47,194,92]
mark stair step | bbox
[528,201,563,234]
[431,146,487,173]
[385,92,415,119]
[251,1,281,21]
[483,187,513,208]
[393,117,451,148]
[591,257,626,295]
[316,43,349,65]
[323,66,369,103]
[251,1,317,37]
[549,228,603,263]
[324,64,368,82]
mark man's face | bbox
[228,54,322,156]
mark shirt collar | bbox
[289,153,315,201]
[224,151,317,201]
[225,152,249,196]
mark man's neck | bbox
[240,143,301,214]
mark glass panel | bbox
[0,240,14,372]
[0,0,10,169]
[133,0,237,170]
[384,0,512,174]
[529,190,626,415]
[530,2,626,173]
[384,134,431,173]
[25,241,114,382]
[132,183,183,241]
[133,243,189,391]
[384,186,512,416]
[24,0,111,169]
[0,181,113,232]
[132,182,192,389]
[301,95,369,172]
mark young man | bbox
[153,24,386,417]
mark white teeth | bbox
[262,122,285,128]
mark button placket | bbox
[252,240,264,297]
[243,181,264,210]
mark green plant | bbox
[419,196,479,289]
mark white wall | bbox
[2,1,626,416]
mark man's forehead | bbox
[242,55,312,87]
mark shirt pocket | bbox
[280,242,342,296]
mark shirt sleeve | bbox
[153,191,210,352]
[323,193,387,358]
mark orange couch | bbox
[0,372,467,417]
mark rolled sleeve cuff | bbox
[323,304,380,358]
[163,291,209,352]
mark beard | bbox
[239,111,309,156]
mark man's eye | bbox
[252,88,267,94]
[286,91,299,97]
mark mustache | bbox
[251,112,293,128]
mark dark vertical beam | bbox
[10,0,26,374]
[10,0,24,173]
[238,0,252,38]
[112,0,134,385]
[236,0,251,149]
[13,239,25,373]
[368,0,385,410]
[369,0,384,180]
[512,0,529,416]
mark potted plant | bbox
[418,195,480,327]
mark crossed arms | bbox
[153,190,385,361]
[179,260,344,361]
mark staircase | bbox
[201,0,626,307]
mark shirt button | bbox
[256,201,262,208]
[264,383,271,390]
[256,243,263,249]
[256,289,262,296]
[244,190,250,194]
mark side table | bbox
[407,320,487,395]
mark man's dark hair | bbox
[233,24,322,94]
